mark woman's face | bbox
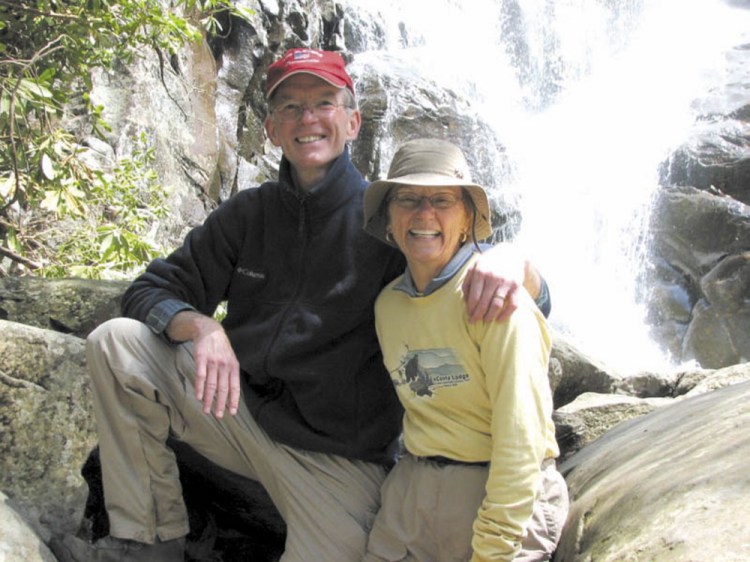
[387,185,470,278]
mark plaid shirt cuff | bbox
[145,299,196,343]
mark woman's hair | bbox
[461,188,484,253]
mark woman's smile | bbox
[387,186,470,291]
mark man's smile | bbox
[296,135,324,143]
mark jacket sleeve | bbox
[469,302,553,562]
[121,190,255,325]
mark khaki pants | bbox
[86,318,387,562]
[361,455,569,562]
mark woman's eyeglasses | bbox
[388,193,462,210]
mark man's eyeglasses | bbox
[271,99,349,122]
[388,192,463,210]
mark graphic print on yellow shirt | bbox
[393,347,470,398]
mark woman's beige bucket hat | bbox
[363,138,493,245]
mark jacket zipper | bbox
[259,195,309,403]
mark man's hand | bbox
[462,243,541,323]
[167,311,241,418]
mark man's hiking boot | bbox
[49,534,185,562]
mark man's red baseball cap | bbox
[265,48,355,99]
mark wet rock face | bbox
[646,187,750,366]
[646,34,750,365]
[658,37,750,206]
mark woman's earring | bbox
[385,232,394,243]
[460,232,468,243]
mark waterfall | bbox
[342,0,749,372]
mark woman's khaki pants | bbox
[361,454,569,562]
[86,318,387,562]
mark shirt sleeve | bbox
[534,276,551,318]
[145,298,196,344]
[469,303,553,562]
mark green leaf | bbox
[41,153,56,180]
[0,0,222,278]
[233,6,256,22]
[0,94,9,117]
[40,190,61,213]
[0,173,14,200]
[18,78,55,101]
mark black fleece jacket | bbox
[122,148,406,465]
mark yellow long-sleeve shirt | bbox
[374,255,557,562]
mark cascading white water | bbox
[343,0,749,372]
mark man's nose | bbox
[299,104,318,121]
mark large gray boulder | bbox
[1,276,749,562]
[0,321,96,541]
[556,376,750,562]
[2,276,748,562]
[0,492,57,562]
[553,392,673,461]
[0,278,128,338]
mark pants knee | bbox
[87,317,144,350]
[85,317,162,386]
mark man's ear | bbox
[265,116,281,147]
[346,109,362,142]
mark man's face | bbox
[265,74,361,190]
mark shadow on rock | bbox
[79,442,286,562]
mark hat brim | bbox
[266,70,350,98]
[363,176,493,246]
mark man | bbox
[51,48,550,562]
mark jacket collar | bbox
[277,146,364,218]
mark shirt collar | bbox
[393,243,478,297]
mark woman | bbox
[361,138,568,562]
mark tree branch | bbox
[0,244,41,270]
